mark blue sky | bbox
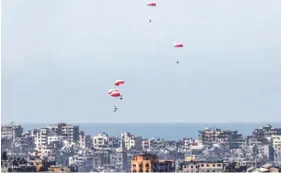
[2,0,281,123]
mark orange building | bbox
[48,166,71,172]
[131,154,175,172]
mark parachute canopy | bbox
[147,1,156,6]
[110,91,121,97]
[108,89,119,95]
[115,80,125,86]
[174,43,184,48]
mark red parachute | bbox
[174,43,184,48]
[110,91,121,97]
[108,89,119,95]
[114,80,125,86]
[147,1,156,7]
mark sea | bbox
[20,122,281,140]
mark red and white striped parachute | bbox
[108,89,119,95]
[114,80,125,86]
[110,91,121,97]
[147,1,156,6]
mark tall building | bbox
[252,124,281,138]
[271,135,281,162]
[198,128,243,149]
[79,131,92,149]
[35,128,50,149]
[93,133,109,148]
[36,123,79,151]
[60,123,79,143]
[110,151,129,171]
[121,132,142,150]
[141,140,150,150]
[131,154,175,172]
[1,123,23,140]
[47,123,79,143]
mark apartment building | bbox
[1,123,23,140]
[131,154,175,172]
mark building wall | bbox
[110,151,128,171]
[180,161,223,172]
[131,154,174,172]
[1,124,23,140]
[272,135,281,162]
[47,136,59,145]
[93,133,109,148]
[36,145,53,158]
[122,133,142,150]
[47,123,79,143]
[35,128,50,149]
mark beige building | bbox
[36,145,54,158]
[122,132,142,150]
[180,161,224,172]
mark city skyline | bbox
[2,0,281,123]
[2,122,281,172]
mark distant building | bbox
[198,128,243,149]
[156,160,176,172]
[131,154,175,172]
[36,123,79,150]
[179,160,224,172]
[141,139,150,150]
[108,136,121,148]
[246,136,263,146]
[184,139,203,150]
[93,133,109,148]
[110,150,129,171]
[1,123,23,140]
[271,135,281,162]
[165,141,177,149]
[79,131,92,149]
[36,144,54,158]
[47,123,79,143]
[252,124,281,138]
[35,128,50,149]
[47,136,59,145]
[60,123,79,143]
[121,132,142,150]
[69,155,93,172]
